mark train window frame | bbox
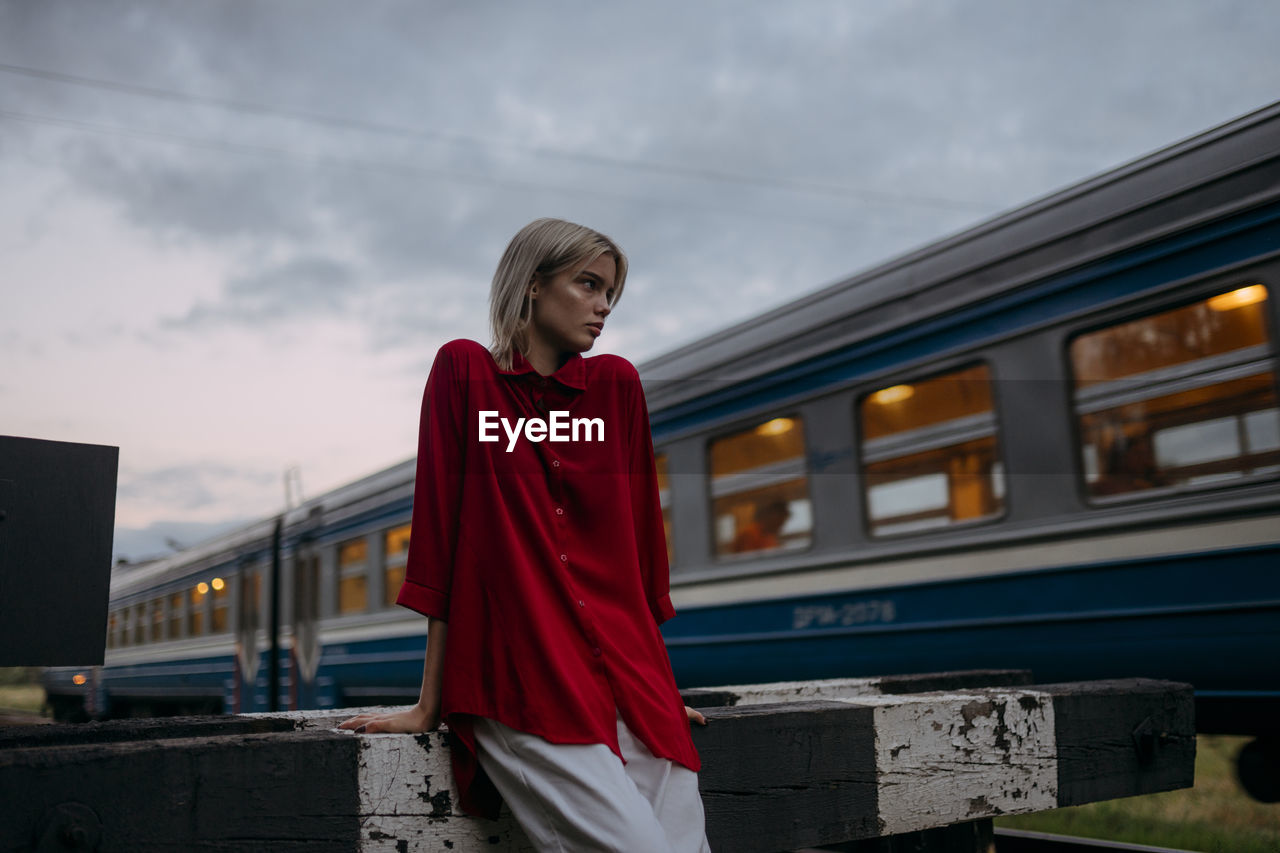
[704,410,815,561]
[1062,276,1280,507]
[854,358,1010,540]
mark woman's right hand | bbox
[337,702,440,734]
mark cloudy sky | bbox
[3,0,1278,562]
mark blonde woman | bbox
[340,218,711,852]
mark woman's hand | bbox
[337,702,440,735]
[685,705,707,726]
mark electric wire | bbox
[0,61,993,213]
[1,107,953,233]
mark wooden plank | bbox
[0,730,360,852]
[1,678,1194,852]
[1034,678,1197,806]
[0,713,296,750]
[681,669,1033,707]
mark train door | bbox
[232,564,262,711]
[290,548,322,710]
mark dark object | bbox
[1235,736,1280,803]
[0,435,118,666]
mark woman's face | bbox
[528,253,617,355]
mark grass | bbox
[0,684,48,715]
[995,735,1280,852]
[0,667,49,716]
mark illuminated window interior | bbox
[860,363,1004,536]
[1071,284,1278,497]
[709,415,812,557]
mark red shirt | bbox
[395,338,700,819]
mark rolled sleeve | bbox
[396,343,467,622]
[625,364,676,626]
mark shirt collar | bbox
[500,348,588,391]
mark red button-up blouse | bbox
[394,338,699,819]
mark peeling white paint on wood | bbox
[855,690,1058,835]
[351,727,534,852]
[692,675,894,705]
[244,706,535,851]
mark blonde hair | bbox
[489,218,628,370]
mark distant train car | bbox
[46,101,1279,797]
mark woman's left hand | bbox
[685,705,707,726]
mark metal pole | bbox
[269,516,282,712]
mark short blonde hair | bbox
[489,218,628,370]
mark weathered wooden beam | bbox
[681,668,1033,707]
[0,677,1193,853]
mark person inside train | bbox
[338,218,711,852]
[731,498,791,553]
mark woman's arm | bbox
[338,617,447,733]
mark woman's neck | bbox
[522,339,572,377]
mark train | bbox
[46,101,1280,800]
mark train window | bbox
[1070,284,1279,498]
[709,415,812,557]
[106,612,117,649]
[151,598,164,642]
[168,593,182,640]
[655,453,674,564]
[211,577,229,632]
[189,584,206,636]
[133,603,146,645]
[859,363,1005,536]
[383,524,410,608]
[337,536,369,614]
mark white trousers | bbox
[472,709,712,853]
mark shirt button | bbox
[578,600,585,607]
[555,507,564,516]
[551,459,560,468]
[591,647,602,657]
[560,554,568,562]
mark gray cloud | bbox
[116,463,277,511]
[162,254,358,329]
[4,0,1279,368]
[112,517,254,563]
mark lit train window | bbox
[151,598,164,642]
[117,610,129,647]
[655,453,674,565]
[168,593,182,640]
[1070,284,1279,498]
[189,584,206,636]
[383,524,410,608]
[211,577,229,632]
[709,415,812,557]
[860,364,1004,536]
[337,536,369,614]
[134,603,146,645]
[107,612,117,649]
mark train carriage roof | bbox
[637,101,1280,410]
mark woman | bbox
[339,218,711,852]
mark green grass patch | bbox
[0,684,48,715]
[996,735,1280,852]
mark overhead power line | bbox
[0,61,992,214]
[0,107,926,233]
